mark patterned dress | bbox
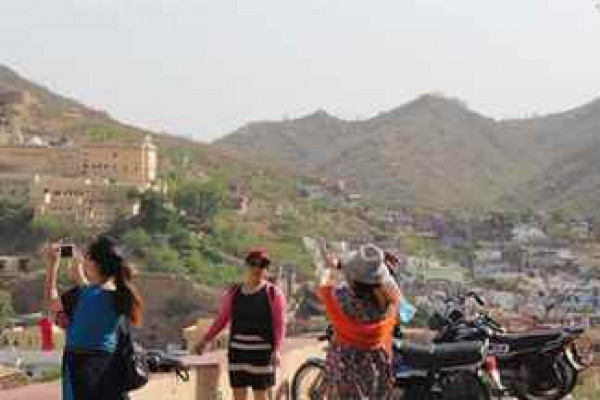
[324,286,394,399]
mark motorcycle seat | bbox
[395,341,486,369]
[495,330,563,352]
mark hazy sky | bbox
[1,0,600,141]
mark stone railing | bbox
[132,337,322,400]
[1,337,323,400]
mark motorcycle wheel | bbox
[397,372,491,400]
[440,371,492,400]
[515,358,573,400]
[399,381,430,400]
[291,359,327,400]
[557,356,578,397]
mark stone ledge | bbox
[0,337,323,400]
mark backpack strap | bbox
[229,283,241,296]
[267,283,276,303]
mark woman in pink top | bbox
[195,248,287,400]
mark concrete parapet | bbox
[0,337,323,400]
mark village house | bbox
[561,291,600,314]
[512,224,547,242]
[0,173,31,203]
[473,263,514,279]
[296,182,326,200]
[472,241,521,277]
[520,240,575,270]
[405,256,467,284]
[568,219,593,239]
[0,256,31,278]
[482,289,519,311]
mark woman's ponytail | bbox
[114,260,144,327]
[88,236,144,326]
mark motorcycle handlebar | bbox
[466,291,486,306]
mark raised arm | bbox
[43,245,62,314]
[70,248,89,286]
[318,252,341,287]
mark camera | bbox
[60,244,75,258]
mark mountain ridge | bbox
[218,93,600,211]
[4,63,600,213]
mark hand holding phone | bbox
[60,244,75,258]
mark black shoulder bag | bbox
[117,318,150,392]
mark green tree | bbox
[0,201,35,252]
[30,215,88,242]
[402,234,434,256]
[0,200,32,229]
[182,249,205,275]
[121,228,152,257]
[174,180,225,225]
[144,244,184,274]
[136,192,180,234]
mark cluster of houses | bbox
[317,208,600,327]
[296,178,363,206]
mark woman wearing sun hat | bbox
[319,243,398,399]
[195,248,286,400]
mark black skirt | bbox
[63,349,130,400]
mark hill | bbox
[217,95,537,208]
[497,98,600,214]
[0,64,376,276]
[217,94,600,212]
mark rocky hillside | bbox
[1,64,384,271]
[217,94,600,211]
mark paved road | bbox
[1,382,60,400]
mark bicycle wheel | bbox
[291,359,327,400]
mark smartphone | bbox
[60,244,74,258]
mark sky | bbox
[1,0,600,141]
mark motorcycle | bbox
[291,325,492,400]
[430,292,591,400]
